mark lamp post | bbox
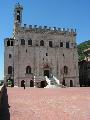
[34,76,36,88]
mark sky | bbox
[0,0,90,80]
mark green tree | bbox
[78,40,90,61]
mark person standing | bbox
[24,82,25,90]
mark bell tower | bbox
[14,3,23,26]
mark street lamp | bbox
[34,76,36,88]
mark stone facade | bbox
[4,3,79,87]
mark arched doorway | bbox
[30,80,34,87]
[43,64,50,78]
[21,80,25,87]
[41,81,46,88]
[62,79,65,86]
[70,80,73,87]
[44,70,50,78]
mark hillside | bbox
[77,40,90,61]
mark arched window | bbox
[64,66,68,74]
[8,66,12,74]
[17,10,20,22]
[60,42,63,47]
[49,41,52,47]
[21,39,25,45]
[26,66,31,74]
[28,39,32,45]
[66,42,69,48]
[40,40,44,46]
[11,41,13,46]
[7,40,10,46]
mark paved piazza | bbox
[6,87,90,120]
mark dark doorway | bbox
[44,70,49,78]
[41,81,46,88]
[21,80,25,87]
[30,80,34,87]
[62,79,65,86]
[70,80,73,87]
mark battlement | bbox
[15,2,23,9]
[14,3,76,36]
[4,38,14,41]
[20,24,76,36]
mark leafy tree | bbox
[78,40,90,61]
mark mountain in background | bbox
[77,40,90,61]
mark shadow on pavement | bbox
[0,86,10,120]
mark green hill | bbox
[77,40,90,61]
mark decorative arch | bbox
[43,63,50,69]
[26,66,31,74]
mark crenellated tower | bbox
[14,3,23,28]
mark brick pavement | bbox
[5,87,90,120]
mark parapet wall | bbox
[18,24,77,36]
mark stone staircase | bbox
[45,76,62,88]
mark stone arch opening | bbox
[70,80,73,87]
[62,79,65,86]
[21,80,25,87]
[8,66,13,74]
[30,80,34,87]
[7,40,10,46]
[26,66,31,74]
[43,64,51,78]
[44,70,50,78]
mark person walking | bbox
[24,82,25,90]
